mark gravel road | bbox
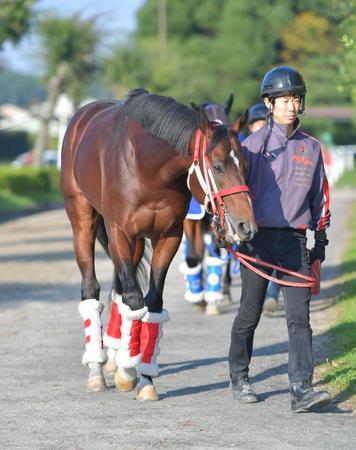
[0,188,355,449]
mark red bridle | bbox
[187,129,250,241]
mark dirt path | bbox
[0,188,354,449]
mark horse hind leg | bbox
[95,216,119,375]
[65,195,107,392]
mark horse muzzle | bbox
[224,215,257,244]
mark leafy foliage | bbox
[0,68,46,107]
[0,0,36,48]
[0,165,61,210]
[337,0,356,107]
[38,13,100,103]
[104,0,352,119]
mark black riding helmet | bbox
[248,103,268,125]
[260,66,306,113]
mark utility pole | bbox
[158,0,167,60]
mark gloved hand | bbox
[309,240,326,264]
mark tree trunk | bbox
[32,62,68,168]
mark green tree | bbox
[280,11,346,105]
[32,13,100,167]
[104,0,229,102]
[0,0,36,48]
[105,0,351,118]
[337,0,356,107]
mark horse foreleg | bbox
[103,239,144,377]
[136,232,181,401]
[181,219,205,303]
[64,195,107,392]
[105,229,147,390]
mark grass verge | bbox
[336,167,356,188]
[0,189,63,211]
[317,200,356,408]
[0,165,62,212]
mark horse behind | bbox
[181,94,241,314]
[60,88,256,400]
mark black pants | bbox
[229,228,313,384]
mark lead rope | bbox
[226,246,316,289]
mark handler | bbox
[229,66,331,413]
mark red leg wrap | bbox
[106,302,122,339]
[140,322,160,364]
[129,320,142,357]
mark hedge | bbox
[0,166,61,196]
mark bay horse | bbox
[61,88,257,401]
[181,94,240,314]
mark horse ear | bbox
[231,110,249,134]
[223,93,234,115]
[190,100,199,111]
[197,106,210,133]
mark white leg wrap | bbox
[138,309,170,378]
[180,263,205,303]
[204,256,224,304]
[116,302,145,369]
[78,299,107,366]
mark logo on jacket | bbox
[292,154,313,166]
[300,144,306,153]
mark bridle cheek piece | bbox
[187,129,250,242]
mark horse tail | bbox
[136,238,152,297]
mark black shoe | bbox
[290,380,331,413]
[230,375,258,403]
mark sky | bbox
[1,0,145,74]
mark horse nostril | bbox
[237,221,250,235]
[236,221,256,241]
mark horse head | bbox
[191,93,234,127]
[187,106,257,244]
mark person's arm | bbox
[241,144,252,185]
[309,151,331,263]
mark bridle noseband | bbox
[187,129,250,243]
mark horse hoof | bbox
[104,359,117,375]
[115,368,138,392]
[136,383,158,401]
[206,304,220,315]
[87,375,107,392]
[192,300,207,312]
[220,294,233,306]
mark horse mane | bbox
[123,89,198,157]
[207,124,229,153]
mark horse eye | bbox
[213,163,223,173]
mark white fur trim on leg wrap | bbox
[204,256,224,304]
[78,299,107,366]
[138,309,169,378]
[103,334,121,350]
[120,302,147,321]
[116,304,143,369]
[179,262,203,275]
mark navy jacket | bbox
[242,118,330,231]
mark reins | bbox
[226,246,321,295]
[186,128,319,292]
[226,246,313,287]
[187,129,249,236]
